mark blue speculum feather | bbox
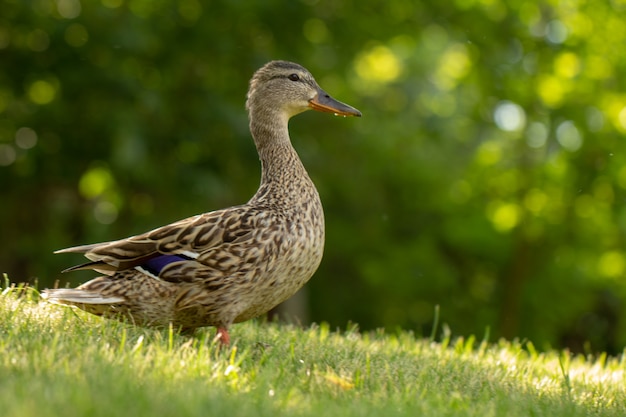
[143,254,190,275]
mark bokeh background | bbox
[2,0,626,354]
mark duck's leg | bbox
[216,327,230,346]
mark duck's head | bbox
[246,60,362,119]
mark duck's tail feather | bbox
[42,288,125,305]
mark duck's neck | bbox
[249,110,315,202]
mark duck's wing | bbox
[56,205,259,282]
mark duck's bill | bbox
[309,89,362,117]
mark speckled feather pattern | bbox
[43,61,360,339]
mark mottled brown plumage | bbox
[42,61,361,345]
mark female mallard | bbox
[43,61,361,345]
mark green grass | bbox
[1,283,624,417]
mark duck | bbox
[42,60,361,345]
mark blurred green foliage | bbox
[2,0,626,353]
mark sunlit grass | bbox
[1,281,624,417]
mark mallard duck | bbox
[43,60,361,345]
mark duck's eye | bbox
[288,73,300,82]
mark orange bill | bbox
[309,88,362,117]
